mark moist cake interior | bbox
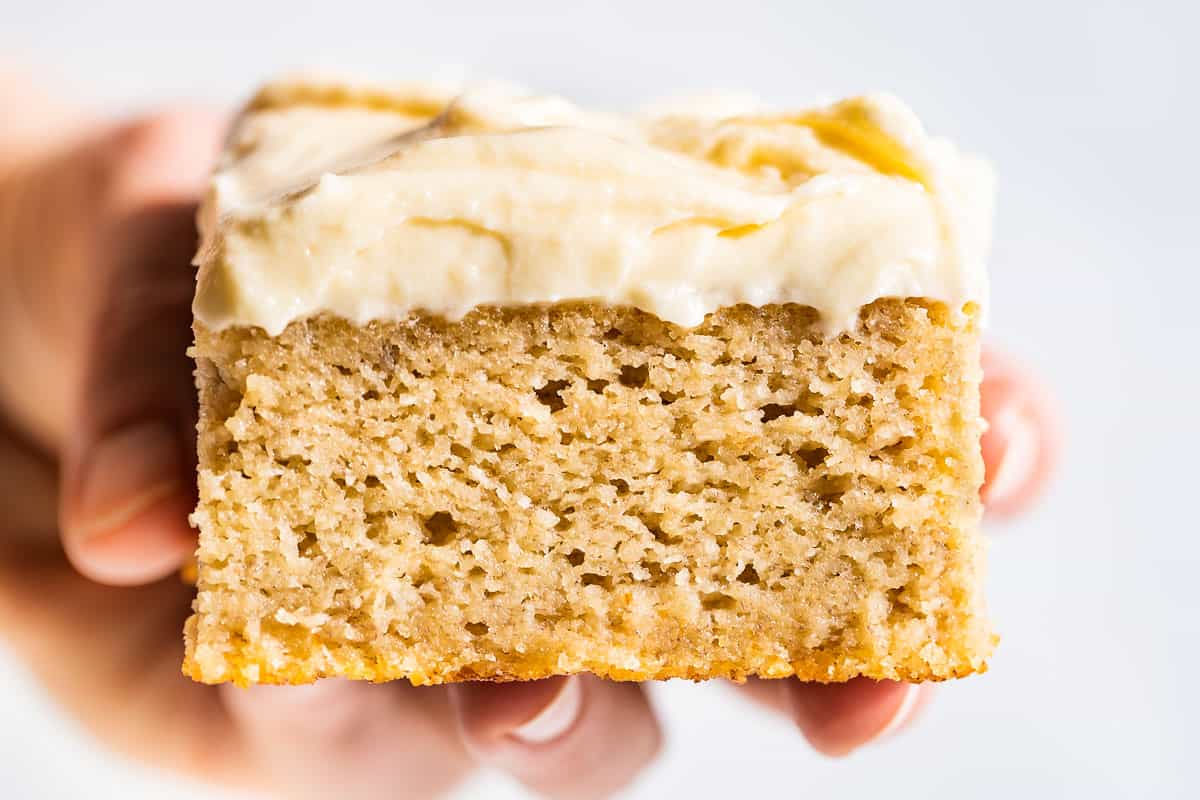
[185,299,991,686]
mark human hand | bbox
[0,101,1057,799]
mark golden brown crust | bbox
[185,300,991,686]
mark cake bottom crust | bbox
[185,618,988,685]
[185,300,992,686]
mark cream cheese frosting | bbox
[194,76,993,336]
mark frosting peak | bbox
[195,77,993,335]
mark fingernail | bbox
[509,677,582,745]
[983,406,1040,507]
[74,421,182,537]
[876,684,921,741]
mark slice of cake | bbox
[184,77,996,686]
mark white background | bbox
[2,1,1197,797]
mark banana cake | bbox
[184,77,996,686]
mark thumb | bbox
[50,110,225,585]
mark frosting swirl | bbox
[195,77,992,335]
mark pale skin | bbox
[0,75,1058,800]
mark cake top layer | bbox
[194,76,993,335]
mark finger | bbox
[786,679,929,757]
[980,348,1059,516]
[451,675,662,800]
[0,420,58,543]
[52,110,225,586]
[737,677,930,756]
[221,681,471,800]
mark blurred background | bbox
[1,1,1195,797]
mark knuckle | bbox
[102,109,226,208]
[111,111,198,168]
